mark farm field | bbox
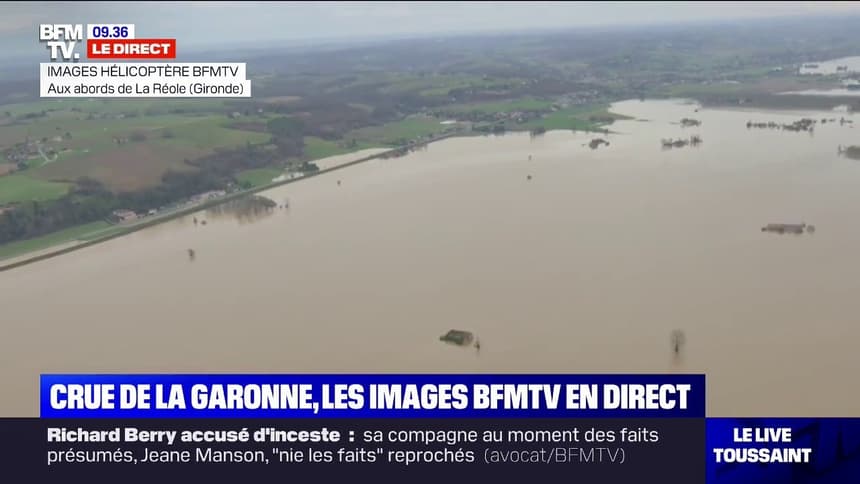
[523,104,633,132]
[0,98,231,117]
[235,167,284,187]
[33,143,200,191]
[440,97,554,114]
[376,73,519,97]
[1,103,273,197]
[346,117,447,146]
[0,173,69,204]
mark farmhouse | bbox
[110,209,139,224]
[189,190,227,204]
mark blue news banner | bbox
[0,374,853,483]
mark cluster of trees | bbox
[266,117,305,157]
[473,123,507,134]
[259,97,393,141]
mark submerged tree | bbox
[671,330,686,355]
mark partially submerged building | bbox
[439,330,475,347]
[189,190,227,205]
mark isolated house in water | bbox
[439,330,475,346]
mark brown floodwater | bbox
[1,99,859,417]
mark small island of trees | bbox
[839,145,860,160]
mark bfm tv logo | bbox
[39,24,176,61]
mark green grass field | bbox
[23,156,49,169]
[419,78,515,96]
[0,98,230,117]
[0,112,248,151]
[303,136,380,159]
[235,168,284,187]
[443,97,554,114]
[348,118,444,145]
[157,117,271,152]
[524,104,632,132]
[0,174,70,204]
[0,220,111,260]
[372,73,518,97]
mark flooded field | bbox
[1,99,859,417]
[780,88,860,97]
[799,56,860,75]
[781,55,860,98]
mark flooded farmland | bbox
[1,99,859,417]
[780,88,860,97]
[799,56,860,75]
